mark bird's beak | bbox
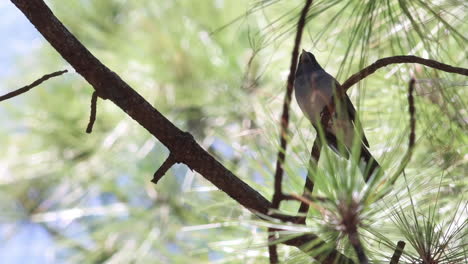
[299,49,309,64]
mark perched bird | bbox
[294,49,380,181]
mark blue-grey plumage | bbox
[294,49,380,181]
[294,51,335,125]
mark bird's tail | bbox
[319,130,382,182]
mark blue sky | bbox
[0,2,55,263]
[0,2,42,82]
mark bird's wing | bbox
[343,94,370,147]
[334,80,370,148]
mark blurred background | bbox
[0,0,466,263]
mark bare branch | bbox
[342,56,468,92]
[86,91,98,133]
[296,138,321,224]
[0,70,67,102]
[10,1,353,262]
[389,241,406,264]
[270,0,314,262]
[11,0,269,216]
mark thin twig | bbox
[86,91,98,133]
[372,78,417,202]
[271,0,313,209]
[408,79,416,150]
[152,155,177,184]
[389,241,406,264]
[269,1,313,262]
[283,193,331,204]
[387,78,417,185]
[0,70,67,102]
[342,56,468,92]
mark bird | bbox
[294,49,381,181]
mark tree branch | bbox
[272,0,313,208]
[342,55,468,92]
[11,0,270,216]
[270,0,314,262]
[389,241,405,264]
[296,138,321,224]
[0,70,67,102]
[10,0,352,262]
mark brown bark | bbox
[342,55,468,92]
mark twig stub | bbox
[152,155,177,184]
[86,91,98,133]
[389,241,406,264]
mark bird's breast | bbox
[294,72,356,148]
[294,73,333,123]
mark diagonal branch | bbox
[10,0,272,224]
[342,55,468,92]
[0,70,67,102]
[10,0,352,262]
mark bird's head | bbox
[296,49,322,77]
